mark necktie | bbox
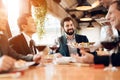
[29,39,37,54]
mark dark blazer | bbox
[94,47,120,66]
[56,34,89,56]
[9,33,35,55]
[0,34,33,61]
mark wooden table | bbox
[1,63,120,80]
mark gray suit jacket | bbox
[0,34,33,61]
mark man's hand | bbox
[79,49,94,64]
[33,53,42,63]
[53,53,62,58]
[70,53,79,58]
[0,55,16,72]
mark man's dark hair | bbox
[111,0,120,11]
[17,13,31,31]
[60,17,74,27]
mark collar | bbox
[65,33,75,40]
[22,32,31,45]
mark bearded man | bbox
[54,17,91,57]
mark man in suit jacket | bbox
[0,33,33,61]
[55,17,90,57]
[9,13,37,55]
[0,33,42,72]
[76,0,120,66]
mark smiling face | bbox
[106,2,120,30]
[63,20,75,35]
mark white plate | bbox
[54,57,76,65]
[0,72,21,78]
[68,42,91,49]
[12,61,35,72]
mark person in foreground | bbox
[0,55,15,72]
[55,17,93,57]
[74,0,120,66]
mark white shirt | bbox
[66,34,78,54]
[22,32,31,46]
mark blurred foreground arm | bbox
[0,55,16,72]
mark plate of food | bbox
[0,60,36,78]
[68,42,94,49]
[12,60,36,72]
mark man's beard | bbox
[65,29,74,35]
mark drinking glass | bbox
[35,45,47,66]
[101,36,119,71]
[35,45,46,52]
[48,38,59,54]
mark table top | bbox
[1,63,120,80]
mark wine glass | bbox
[48,38,59,54]
[35,45,46,52]
[35,45,47,66]
[101,36,119,71]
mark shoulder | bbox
[9,33,23,42]
[58,35,67,42]
[75,34,87,38]
[75,34,88,42]
[58,35,65,39]
[0,34,7,39]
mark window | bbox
[32,14,61,45]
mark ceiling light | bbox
[87,22,94,29]
[76,6,92,11]
[80,18,92,21]
[76,0,100,11]
[92,0,99,8]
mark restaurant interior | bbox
[0,0,120,80]
[1,0,108,44]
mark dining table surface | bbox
[1,61,120,80]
